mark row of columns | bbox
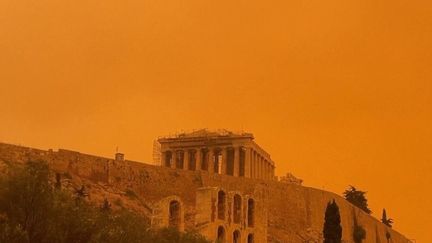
[249,149,274,180]
[162,147,274,180]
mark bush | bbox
[343,186,371,214]
[353,225,366,243]
[0,160,210,243]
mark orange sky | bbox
[0,0,431,241]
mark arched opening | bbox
[217,190,226,220]
[164,151,172,167]
[233,194,242,224]
[169,200,181,229]
[188,150,196,171]
[226,148,234,176]
[217,226,225,243]
[247,233,254,243]
[247,198,254,227]
[233,230,241,243]
[201,149,208,171]
[176,150,184,169]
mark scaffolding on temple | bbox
[152,139,161,166]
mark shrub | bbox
[353,225,366,243]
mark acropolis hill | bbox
[0,130,411,243]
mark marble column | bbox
[196,149,202,171]
[271,165,275,180]
[255,154,258,179]
[253,151,258,178]
[244,147,251,178]
[183,150,189,170]
[161,151,166,167]
[260,156,263,179]
[266,162,270,180]
[233,147,240,177]
[265,161,268,180]
[171,150,177,169]
[221,148,227,175]
[208,149,214,174]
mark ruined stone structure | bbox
[158,129,275,180]
[0,132,413,243]
[195,187,266,243]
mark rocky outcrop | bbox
[0,142,411,243]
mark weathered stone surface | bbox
[0,142,411,243]
[280,173,303,185]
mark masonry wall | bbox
[0,143,411,243]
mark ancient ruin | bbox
[158,129,275,180]
[0,129,413,243]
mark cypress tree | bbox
[323,200,342,243]
[381,208,393,228]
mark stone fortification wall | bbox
[0,143,411,243]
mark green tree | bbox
[0,160,210,243]
[381,209,393,228]
[323,200,342,243]
[0,160,54,242]
[343,186,371,214]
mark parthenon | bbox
[158,129,275,180]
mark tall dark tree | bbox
[381,208,393,228]
[323,200,342,243]
[343,186,371,214]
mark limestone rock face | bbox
[0,142,412,243]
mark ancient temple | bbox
[158,129,275,180]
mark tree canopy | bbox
[0,160,209,243]
[343,185,372,214]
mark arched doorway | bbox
[248,198,254,227]
[233,194,242,224]
[233,230,241,243]
[169,200,181,229]
[247,233,254,243]
[217,226,225,243]
[218,190,226,220]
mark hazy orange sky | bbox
[1,0,431,241]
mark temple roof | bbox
[159,129,253,140]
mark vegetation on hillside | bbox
[0,160,209,243]
[323,200,342,243]
[343,186,372,214]
[353,224,366,243]
[381,208,394,228]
